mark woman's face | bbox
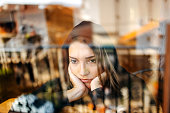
[69,41,98,89]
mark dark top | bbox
[9,73,157,113]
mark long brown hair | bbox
[62,21,120,91]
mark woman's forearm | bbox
[67,87,88,102]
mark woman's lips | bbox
[80,79,92,83]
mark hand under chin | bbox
[85,83,91,89]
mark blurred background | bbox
[0,0,170,112]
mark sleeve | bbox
[10,94,54,113]
[91,88,104,105]
[9,78,70,112]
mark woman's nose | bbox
[80,62,89,76]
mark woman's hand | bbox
[67,65,88,102]
[90,72,106,91]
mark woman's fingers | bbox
[93,72,106,83]
[90,72,106,91]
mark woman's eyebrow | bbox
[85,56,95,59]
[69,56,95,59]
[69,56,77,59]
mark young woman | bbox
[62,21,121,104]
[9,21,156,112]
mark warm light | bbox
[118,21,159,44]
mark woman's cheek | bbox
[70,64,79,76]
[90,65,98,77]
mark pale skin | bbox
[66,41,104,102]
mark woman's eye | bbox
[70,59,77,64]
[89,59,96,63]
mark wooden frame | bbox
[163,24,170,113]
